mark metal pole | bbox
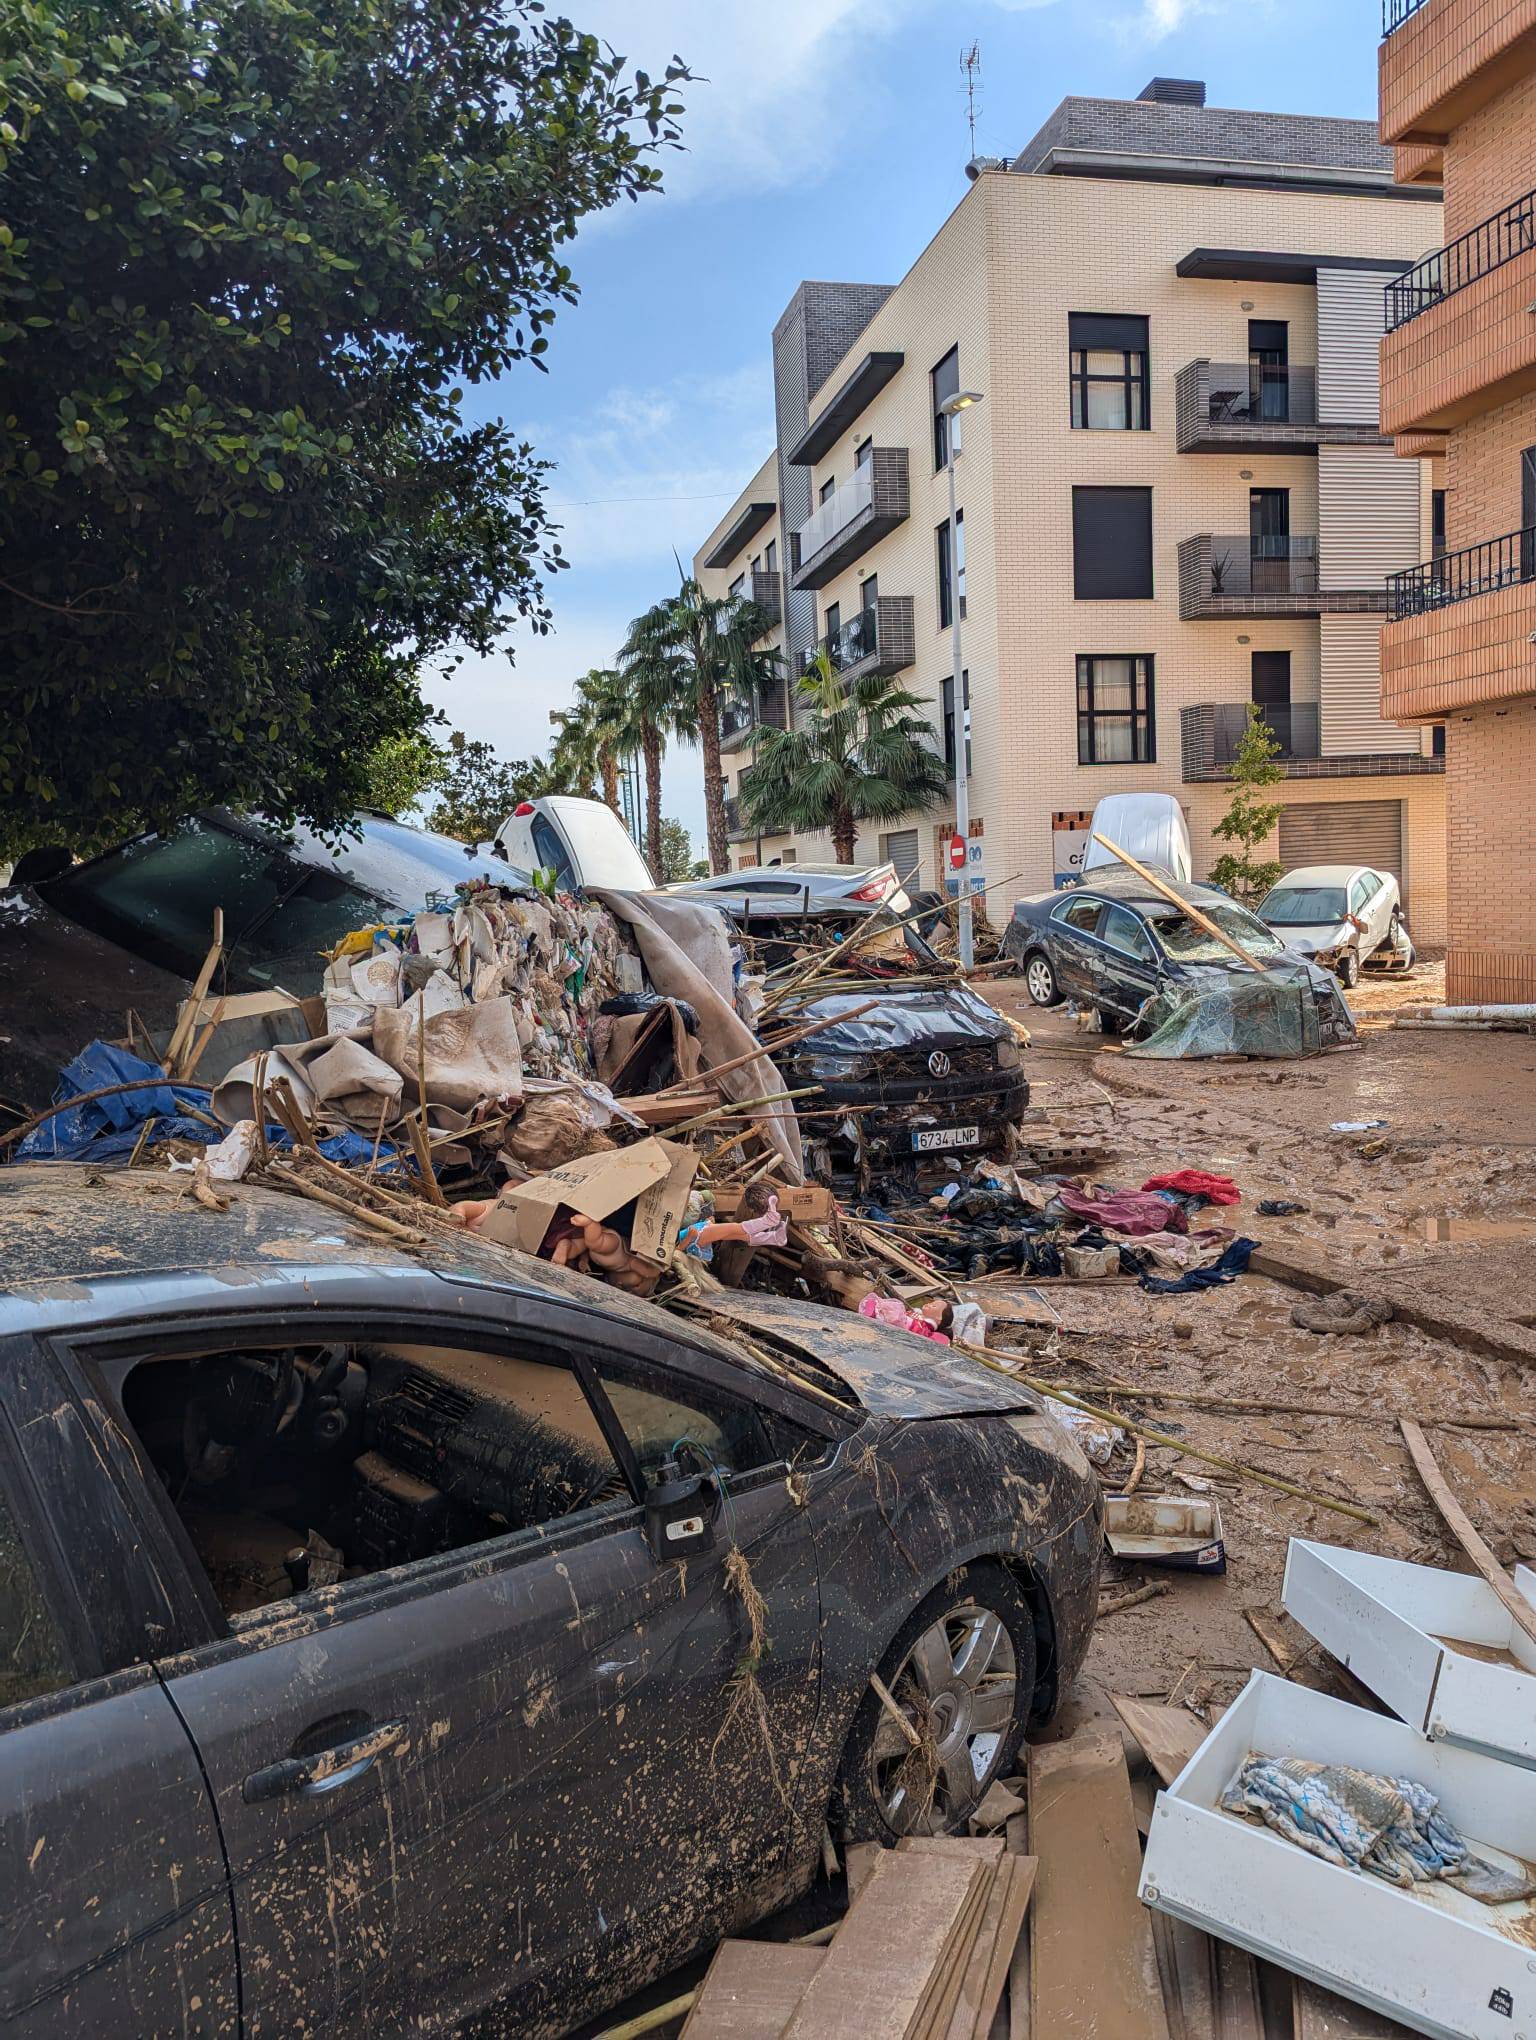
[948,444,973,969]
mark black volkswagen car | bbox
[0,1167,1100,2037]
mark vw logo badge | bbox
[927,1049,952,1078]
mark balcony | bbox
[1388,523,1536,619]
[1383,529,1536,719]
[1174,361,1385,454]
[1380,188,1536,433]
[724,795,747,842]
[1177,535,1389,619]
[801,595,915,684]
[719,676,789,756]
[1181,700,1444,782]
[1380,0,1536,145]
[731,568,782,630]
[790,449,909,591]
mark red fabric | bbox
[1056,1186,1189,1236]
[1142,1169,1241,1207]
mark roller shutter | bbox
[880,828,921,883]
[1278,800,1405,899]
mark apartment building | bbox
[1377,0,1536,1003]
[695,78,1450,940]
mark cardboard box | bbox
[477,1137,698,1268]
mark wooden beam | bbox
[1400,1419,1536,1651]
[1090,833,1263,972]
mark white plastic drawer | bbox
[1284,1540,1536,1769]
[1140,1671,1536,2040]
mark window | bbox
[781,847,798,863]
[1052,896,1103,935]
[0,1479,71,1710]
[942,672,971,778]
[530,816,575,889]
[1072,488,1153,600]
[824,601,841,645]
[1069,314,1149,431]
[115,1337,637,1623]
[764,538,778,576]
[1101,903,1156,962]
[594,1367,775,1487]
[1150,900,1282,963]
[1077,655,1155,765]
[1349,873,1382,915]
[1247,320,1289,422]
[860,575,878,612]
[1431,490,1446,560]
[854,437,873,469]
[1251,650,1291,709]
[936,512,965,628]
[932,345,960,467]
[819,475,836,505]
[729,574,746,601]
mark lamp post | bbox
[939,389,984,968]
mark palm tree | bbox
[740,650,949,864]
[550,668,632,817]
[619,578,776,875]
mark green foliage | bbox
[0,1,686,857]
[424,735,591,846]
[361,730,447,818]
[1208,706,1286,905]
[657,817,704,882]
[550,667,639,812]
[740,652,948,864]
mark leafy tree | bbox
[1208,707,1286,905]
[424,735,590,846]
[740,652,947,865]
[658,817,705,882]
[0,1,686,858]
[361,731,448,818]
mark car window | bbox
[1257,885,1346,925]
[114,1337,629,1624]
[1051,896,1103,935]
[530,817,575,890]
[1352,873,1382,912]
[1100,903,1156,962]
[737,881,807,896]
[40,819,308,977]
[0,1477,72,1709]
[232,869,398,987]
[1153,901,1285,964]
[594,1365,777,1487]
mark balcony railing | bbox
[1385,187,1536,331]
[1388,525,1536,620]
[1197,536,1318,600]
[1382,0,1430,31]
[799,466,872,564]
[729,568,782,628]
[801,594,916,682]
[790,448,909,591]
[1209,702,1321,763]
[1190,362,1317,428]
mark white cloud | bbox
[1109,0,1218,39]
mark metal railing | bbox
[1382,0,1431,32]
[1388,525,1536,619]
[803,604,878,675]
[1201,535,1319,600]
[720,698,754,744]
[1386,187,1536,330]
[1194,362,1318,427]
[795,463,873,564]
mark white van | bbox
[1079,793,1192,885]
[494,796,656,892]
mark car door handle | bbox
[243,1719,407,1804]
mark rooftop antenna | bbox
[961,41,982,159]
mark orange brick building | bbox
[1379,0,1536,1004]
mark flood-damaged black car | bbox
[0,1167,1100,2038]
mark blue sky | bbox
[426,0,1388,855]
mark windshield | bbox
[1151,899,1285,965]
[41,817,396,984]
[1258,885,1347,926]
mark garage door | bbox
[1278,800,1405,900]
[880,828,921,884]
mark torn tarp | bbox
[1127,959,1355,1060]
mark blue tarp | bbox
[15,1040,400,1170]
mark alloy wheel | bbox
[1025,955,1056,1005]
[869,1602,1018,1834]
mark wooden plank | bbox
[1400,1419,1536,1652]
[1091,833,1262,972]
[845,1840,883,1901]
[914,1867,994,2040]
[1028,1730,1170,2039]
[1212,1940,1264,2040]
[783,1849,984,2040]
[679,1941,826,2037]
[1150,1911,1216,2040]
[1292,1976,1413,2038]
[175,987,302,1029]
[1110,1695,1208,1788]
[953,1857,1037,2040]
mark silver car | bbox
[666,861,914,922]
[1257,864,1415,986]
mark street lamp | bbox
[939,389,983,968]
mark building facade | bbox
[1378,0,1536,1003]
[695,79,1450,939]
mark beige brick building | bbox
[1378,0,1536,1002]
[695,79,1451,941]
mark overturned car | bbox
[1003,867,1356,1058]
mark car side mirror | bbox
[643,1461,718,1561]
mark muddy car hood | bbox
[0,890,193,1112]
[791,984,1009,1054]
[702,1290,1036,1419]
